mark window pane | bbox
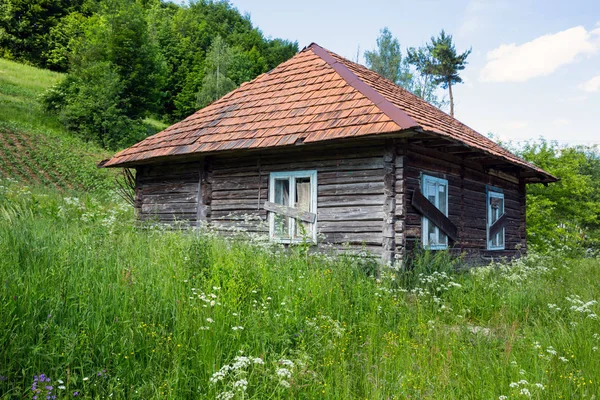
[427,181,437,205]
[438,183,447,215]
[490,196,501,223]
[274,179,290,238]
[428,221,438,245]
[295,177,312,238]
[489,193,505,249]
[274,179,289,205]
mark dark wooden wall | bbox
[135,161,203,226]
[133,138,527,264]
[400,143,526,263]
[208,142,388,256]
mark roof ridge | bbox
[308,43,419,132]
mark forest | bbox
[1,0,298,148]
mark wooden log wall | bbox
[401,143,526,263]
[208,142,388,255]
[135,161,203,226]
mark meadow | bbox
[0,180,598,399]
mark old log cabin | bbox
[101,43,556,265]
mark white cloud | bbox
[480,26,600,82]
[580,75,600,92]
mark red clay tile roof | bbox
[103,43,556,182]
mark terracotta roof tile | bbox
[103,43,555,182]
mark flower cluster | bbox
[31,374,55,400]
[566,295,598,319]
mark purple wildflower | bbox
[73,391,79,396]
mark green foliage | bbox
[148,0,297,121]
[517,140,600,253]
[423,30,471,116]
[0,0,85,69]
[364,27,412,88]
[366,27,448,110]
[0,183,599,398]
[41,0,166,149]
[196,35,237,108]
[406,46,448,109]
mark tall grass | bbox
[0,181,599,399]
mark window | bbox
[487,189,505,250]
[269,170,317,243]
[421,174,448,250]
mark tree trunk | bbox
[448,79,454,117]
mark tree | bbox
[364,27,412,88]
[0,0,87,69]
[42,0,166,149]
[426,30,471,117]
[406,46,448,110]
[196,36,237,108]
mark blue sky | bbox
[230,0,600,146]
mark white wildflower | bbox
[58,385,66,390]
[535,383,545,390]
[252,357,264,364]
[520,387,531,397]
[233,379,248,391]
[206,318,214,323]
[279,359,295,368]
[280,380,291,388]
[499,396,508,400]
[216,391,234,400]
[275,368,292,379]
[559,356,568,362]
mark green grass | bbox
[0,58,116,192]
[0,181,598,399]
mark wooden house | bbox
[101,43,557,265]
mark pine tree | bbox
[427,30,471,117]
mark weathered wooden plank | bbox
[318,194,385,207]
[263,201,316,223]
[144,193,198,203]
[318,182,384,196]
[212,157,385,176]
[212,189,266,200]
[411,189,459,242]
[489,213,508,238]
[317,220,383,233]
[141,203,198,213]
[318,206,384,221]
[141,182,199,195]
[322,232,382,245]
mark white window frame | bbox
[487,189,505,250]
[268,170,317,243]
[421,174,449,250]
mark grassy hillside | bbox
[0,58,116,192]
[0,182,598,399]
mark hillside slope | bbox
[0,58,116,193]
